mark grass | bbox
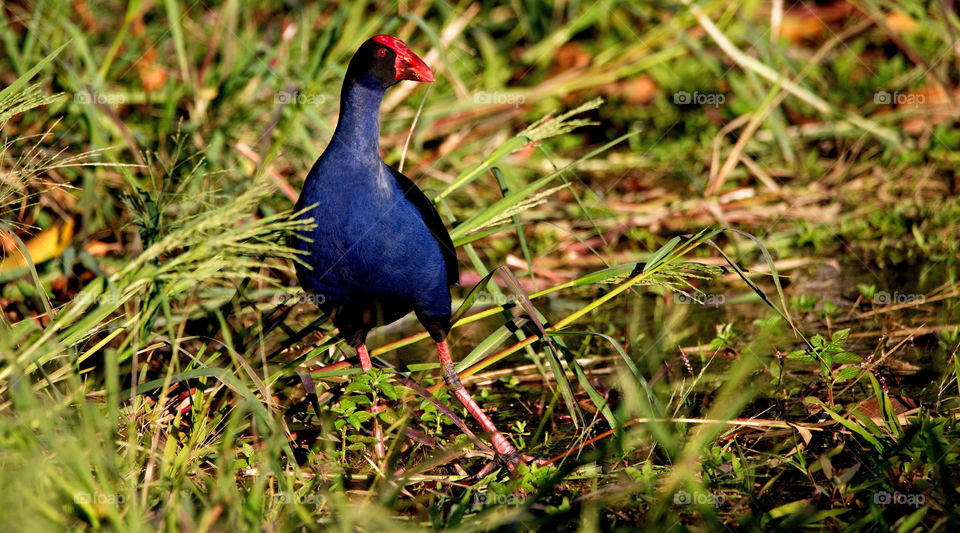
[1,0,959,531]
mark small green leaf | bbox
[345,381,374,394]
[834,366,860,382]
[831,329,850,343]
[346,411,373,430]
[832,352,863,365]
[787,350,815,361]
[379,381,399,401]
[644,236,681,273]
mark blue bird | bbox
[293,35,522,467]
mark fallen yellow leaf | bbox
[0,218,75,273]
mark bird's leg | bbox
[437,340,523,469]
[371,404,386,459]
[357,344,373,372]
[355,344,385,458]
[311,344,382,458]
[308,344,372,374]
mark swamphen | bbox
[293,35,522,467]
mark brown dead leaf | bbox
[137,47,169,92]
[551,42,591,75]
[132,17,146,37]
[779,1,858,44]
[900,85,960,134]
[72,0,99,32]
[789,422,814,445]
[139,65,168,92]
[885,11,917,34]
[854,395,917,419]
[596,75,658,105]
[622,75,658,104]
[779,16,825,43]
[85,241,122,257]
[130,0,155,37]
[0,229,17,254]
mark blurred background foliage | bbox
[1,0,959,531]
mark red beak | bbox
[395,50,435,82]
[373,34,435,83]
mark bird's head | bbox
[346,35,435,89]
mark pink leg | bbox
[313,344,382,458]
[437,340,522,468]
[372,416,386,458]
[357,344,373,372]
[355,344,383,458]
[309,344,372,374]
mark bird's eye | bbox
[376,48,387,57]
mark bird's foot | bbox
[498,450,525,471]
[475,452,547,479]
[490,434,523,469]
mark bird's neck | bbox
[331,80,385,162]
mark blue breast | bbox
[294,152,450,319]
